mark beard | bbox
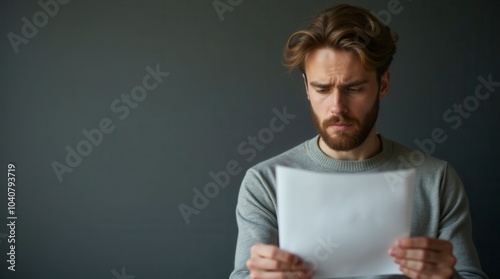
[312,96,379,151]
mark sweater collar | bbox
[306,134,394,172]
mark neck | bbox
[318,130,382,160]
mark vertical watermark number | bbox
[7,163,17,272]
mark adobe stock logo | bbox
[111,267,135,279]
[303,234,341,271]
[213,0,243,22]
[354,0,412,47]
[178,106,296,224]
[51,64,169,183]
[7,0,71,54]
[384,73,498,186]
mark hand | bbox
[246,243,314,279]
[388,237,456,279]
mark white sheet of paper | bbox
[276,166,415,278]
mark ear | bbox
[379,70,390,99]
[302,73,310,100]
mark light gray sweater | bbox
[230,135,488,279]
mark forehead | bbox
[304,48,373,82]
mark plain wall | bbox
[0,0,498,278]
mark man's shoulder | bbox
[384,136,450,171]
[249,136,316,173]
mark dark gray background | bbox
[1,0,498,278]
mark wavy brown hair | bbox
[283,4,398,80]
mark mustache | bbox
[322,115,357,127]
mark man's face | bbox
[303,48,389,152]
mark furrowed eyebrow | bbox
[309,82,332,89]
[341,80,369,88]
[309,80,369,89]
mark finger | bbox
[399,262,454,279]
[251,244,302,265]
[390,247,457,268]
[393,237,453,253]
[247,257,297,271]
[389,247,442,262]
[250,269,314,279]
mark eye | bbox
[346,87,363,93]
[315,88,330,94]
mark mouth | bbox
[329,122,353,131]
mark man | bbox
[230,4,488,279]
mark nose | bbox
[329,90,347,115]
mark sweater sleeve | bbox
[229,168,279,279]
[439,164,488,279]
